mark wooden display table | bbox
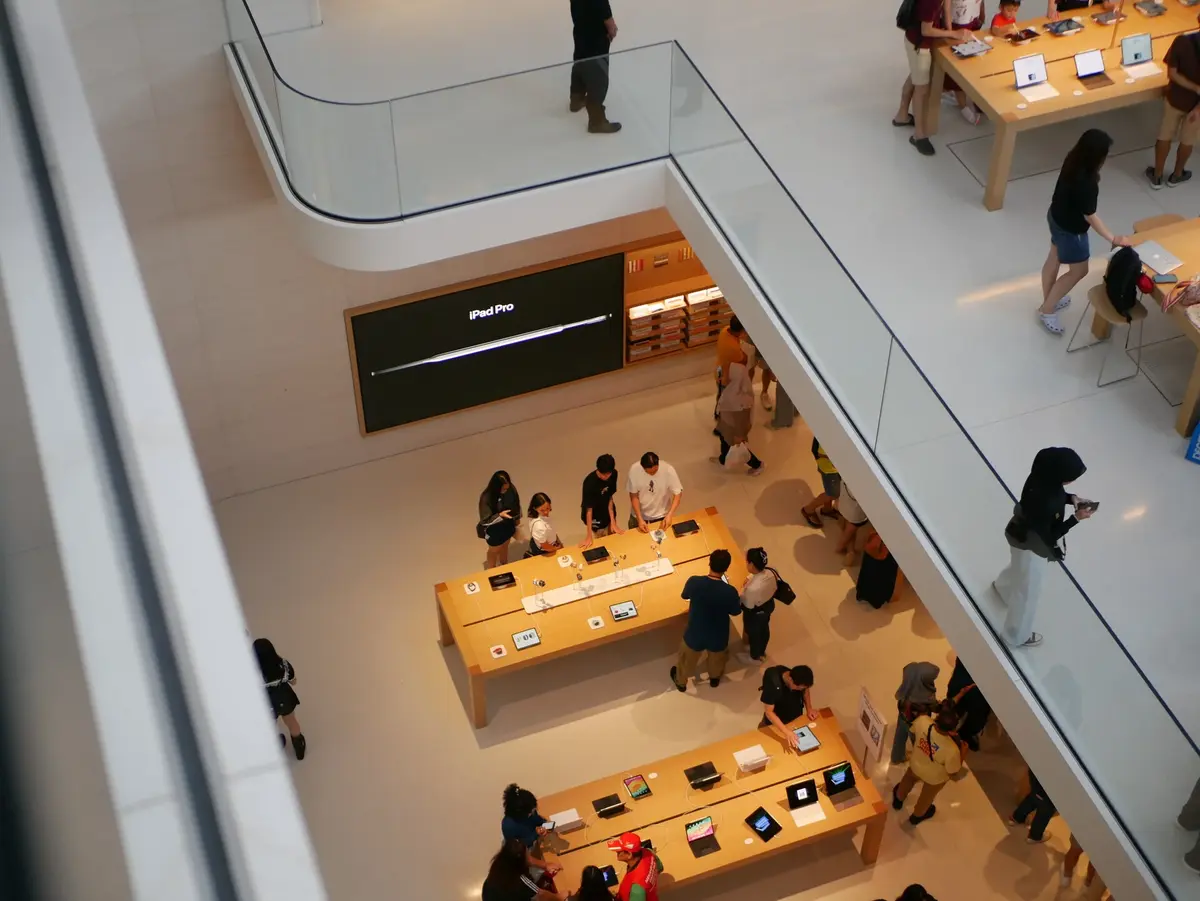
[1088,217,1200,435]
[435,508,746,727]
[927,7,1198,210]
[539,710,886,891]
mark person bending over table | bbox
[894,0,974,156]
[580,453,623,549]
[607,833,662,901]
[627,451,683,533]
[1147,15,1200,190]
[1047,0,1119,20]
[671,550,741,690]
[760,663,818,750]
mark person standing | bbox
[569,0,620,134]
[945,0,985,125]
[580,454,622,549]
[501,784,558,875]
[739,547,778,660]
[801,439,840,527]
[482,839,566,901]
[714,361,765,475]
[1147,16,1200,189]
[1179,776,1200,874]
[891,661,940,765]
[627,452,683,532]
[891,700,963,825]
[760,663,818,749]
[894,0,974,155]
[713,316,749,426]
[834,481,868,565]
[995,447,1092,648]
[670,550,742,690]
[1038,129,1131,334]
[253,638,306,760]
[856,531,900,608]
[606,833,662,901]
[1010,768,1057,844]
[947,656,991,750]
[526,493,563,557]
[479,470,521,569]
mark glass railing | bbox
[224,6,1198,894]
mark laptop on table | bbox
[1074,49,1113,89]
[1122,32,1156,76]
[823,761,857,796]
[1013,54,1057,102]
[684,761,721,789]
[787,778,819,809]
[685,815,720,857]
[1136,240,1183,274]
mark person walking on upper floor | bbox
[253,638,307,761]
[891,700,963,825]
[1146,14,1200,189]
[891,661,940,765]
[569,0,621,134]
[994,447,1092,648]
[670,550,742,690]
[713,360,765,476]
[1038,129,1131,335]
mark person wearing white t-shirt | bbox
[946,0,985,125]
[626,451,683,533]
[526,492,563,557]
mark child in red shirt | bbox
[991,0,1021,34]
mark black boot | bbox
[587,103,621,134]
[291,733,307,761]
[569,93,586,113]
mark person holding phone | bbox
[482,839,565,901]
[995,447,1092,647]
[479,471,521,569]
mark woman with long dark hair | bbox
[568,867,611,901]
[1038,129,1131,334]
[479,471,520,569]
[481,838,565,901]
[252,638,306,760]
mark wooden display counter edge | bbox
[543,710,887,892]
[436,507,745,728]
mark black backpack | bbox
[896,0,920,30]
[1104,246,1142,322]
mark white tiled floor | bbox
[220,377,1089,901]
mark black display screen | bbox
[351,254,625,432]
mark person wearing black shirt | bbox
[1046,0,1118,20]
[481,839,565,901]
[1038,129,1130,335]
[995,447,1093,647]
[759,664,817,749]
[580,454,623,549]
[947,657,990,750]
[569,0,621,134]
[670,550,742,690]
[479,470,521,569]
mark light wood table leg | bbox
[1174,352,1200,437]
[859,807,886,864]
[1091,313,1113,342]
[925,55,943,135]
[436,598,455,647]
[470,671,488,728]
[984,123,1017,211]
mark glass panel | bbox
[391,43,672,215]
[667,45,893,442]
[277,84,402,220]
[223,0,280,143]
[875,341,1199,897]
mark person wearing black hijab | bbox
[994,447,1093,648]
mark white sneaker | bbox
[961,105,982,125]
[1020,633,1044,648]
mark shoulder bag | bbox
[766,567,796,605]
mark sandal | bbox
[802,510,822,528]
[1053,295,1071,312]
[892,114,915,127]
[1038,312,1064,335]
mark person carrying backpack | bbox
[1038,129,1132,334]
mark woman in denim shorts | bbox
[1038,129,1132,334]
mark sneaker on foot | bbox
[1020,632,1044,648]
[910,136,935,156]
[670,665,686,692]
[1169,169,1193,187]
[1146,165,1165,190]
[1038,312,1064,335]
[961,105,982,125]
[909,804,937,825]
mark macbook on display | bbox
[786,778,819,809]
[685,816,721,858]
[592,794,626,818]
[1074,49,1113,88]
[684,761,721,789]
[1136,240,1183,274]
[1122,32,1153,66]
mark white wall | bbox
[248,0,321,35]
[56,0,683,501]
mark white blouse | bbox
[530,515,558,548]
[740,570,778,609]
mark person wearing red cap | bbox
[606,832,662,901]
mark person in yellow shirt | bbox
[801,439,840,528]
[891,700,962,825]
[713,317,748,430]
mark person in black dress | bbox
[856,532,899,609]
[569,0,621,133]
[947,656,991,751]
[479,471,521,570]
[253,638,306,760]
